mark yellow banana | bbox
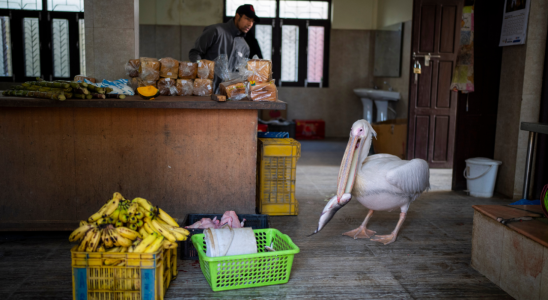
[112,229,133,247]
[171,230,187,241]
[127,202,139,217]
[132,197,154,212]
[69,224,96,242]
[134,232,158,253]
[151,219,176,243]
[86,229,102,252]
[138,206,155,219]
[136,219,143,228]
[102,228,114,248]
[138,227,149,238]
[110,206,121,221]
[78,228,96,251]
[162,240,178,249]
[79,220,88,227]
[134,211,144,220]
[116,261,126,266]
[128,245,135,253]
[119,212,129,223]
[97,244,105,252]
[106,247,121,253]
[102,194,123,218]
[128,223,138,231]
[144,235,165,253]
[117,227,141,240]
[157,222,189,240]
[88,203,109,223]
[162,224,190,236]
[128,216,138,224]
[108,228,120,247]
[115,220,124,228]
[143,221,157,235]
[157,208,179,227]
[104,258,123,266]
[121,247,129,252]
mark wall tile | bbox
[85,0,93,28]
[139,25,156,58]
[180,26,205,60]
[94,0,136,29]
[85,27,95,77]
[93,28,136,81]
[499,229,544,300]
[523,39,547,96]
[155,25,181,59]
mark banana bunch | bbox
[69,192,189,256]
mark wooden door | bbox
[407,0,462,168]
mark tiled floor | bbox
[0,139,513,299]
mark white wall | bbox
[331,0,377,30]
[139,0,223,26]
[376,0,413,28]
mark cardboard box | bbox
[371,119,407,159]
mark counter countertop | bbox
[0,95,286,110]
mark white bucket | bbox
[464,157,502,198]
[204,226,257,257]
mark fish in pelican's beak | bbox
[309,120,375,236]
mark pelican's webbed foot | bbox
[342,226,376,239]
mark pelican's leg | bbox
[342,209,376,239]
[370,212,406,245]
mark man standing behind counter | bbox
[189,4,260,93]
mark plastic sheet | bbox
[159,57,179,79]
[219,79,247,101]
[247,80,278,102]
[247,56,272,83]
[193,79,213,96]
[139,57,160,81]
[197,59,215,79]
[176,79,193,96]
[125,59,140,78]
[158,78,178,96]
[179,61,197,79]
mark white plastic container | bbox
[464,157,502,198]
[204,226,257,257]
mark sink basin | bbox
[353,88,400,101]
[353,88,401,123]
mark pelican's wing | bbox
[385,159,430,194]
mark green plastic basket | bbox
[191,228,300,291]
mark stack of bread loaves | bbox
[218,57,277,101]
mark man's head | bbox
[234,4,260,33]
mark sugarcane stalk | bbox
[87,85,105,94]
[104,88,113,93]
[91,93,106,99]
[69,82,81,89]
[21,82,31,87]
[106,94,126,99]
[51,93,66,101]
[39,87,51,92]
[64,92,73,99]
[73,88,89,95]
[35,77,44,81]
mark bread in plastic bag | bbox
[197,59,215,79]
[125,59,140,78]
[159,57,179,79]
[247,80,278,102]
[179,61,197,79]
[220,79,247,101]
[247,57,272,83]
[193,79,213,96]
[128,77,143,91]
[142,80,157,88]
[158,78,178,96]
[139,57,160,81]
[176,79,193,96]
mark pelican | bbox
[310,119,430,245]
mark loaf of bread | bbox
[193,79,213,96]
[139,57,160,81]
[178,61,197,79]
[247,59,272,82]
[125,59,140,77]
[249,81,277,102]
[220,80,247,100]
[159,57,179,79]
[158,78,177,96]
[142,80,157,88]
[176,79,193,96]
[128,77,143,91]
[197,59,215,79]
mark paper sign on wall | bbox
[499,0,531,46]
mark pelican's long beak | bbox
[336,134,364,202]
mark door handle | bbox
[413,52,440,66]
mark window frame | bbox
[224,0,331,88]
[0,0,83,82]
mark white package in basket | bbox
[204,226,257,257]
[463,157,502,198]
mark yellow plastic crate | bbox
[257,138,300,215]
[71,246,177,300]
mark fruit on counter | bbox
[69,192,188,253]
[106,94,126,99]
[136,86,159,100]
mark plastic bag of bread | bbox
[159,57,179,79]
[179,61,197,79]
[128,77,143,91]
[247,80,278,102]
[125,59,140,77]
[176,79,193,96]
[247,56,272,82]
[158,78,178,96]
[220,79,247,101]
[139,57,160,81]
[193,79,213,96]
[197,59,215,79]
[142,80,157,88]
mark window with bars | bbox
[0,0,84,82]
[224,0,330,87]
